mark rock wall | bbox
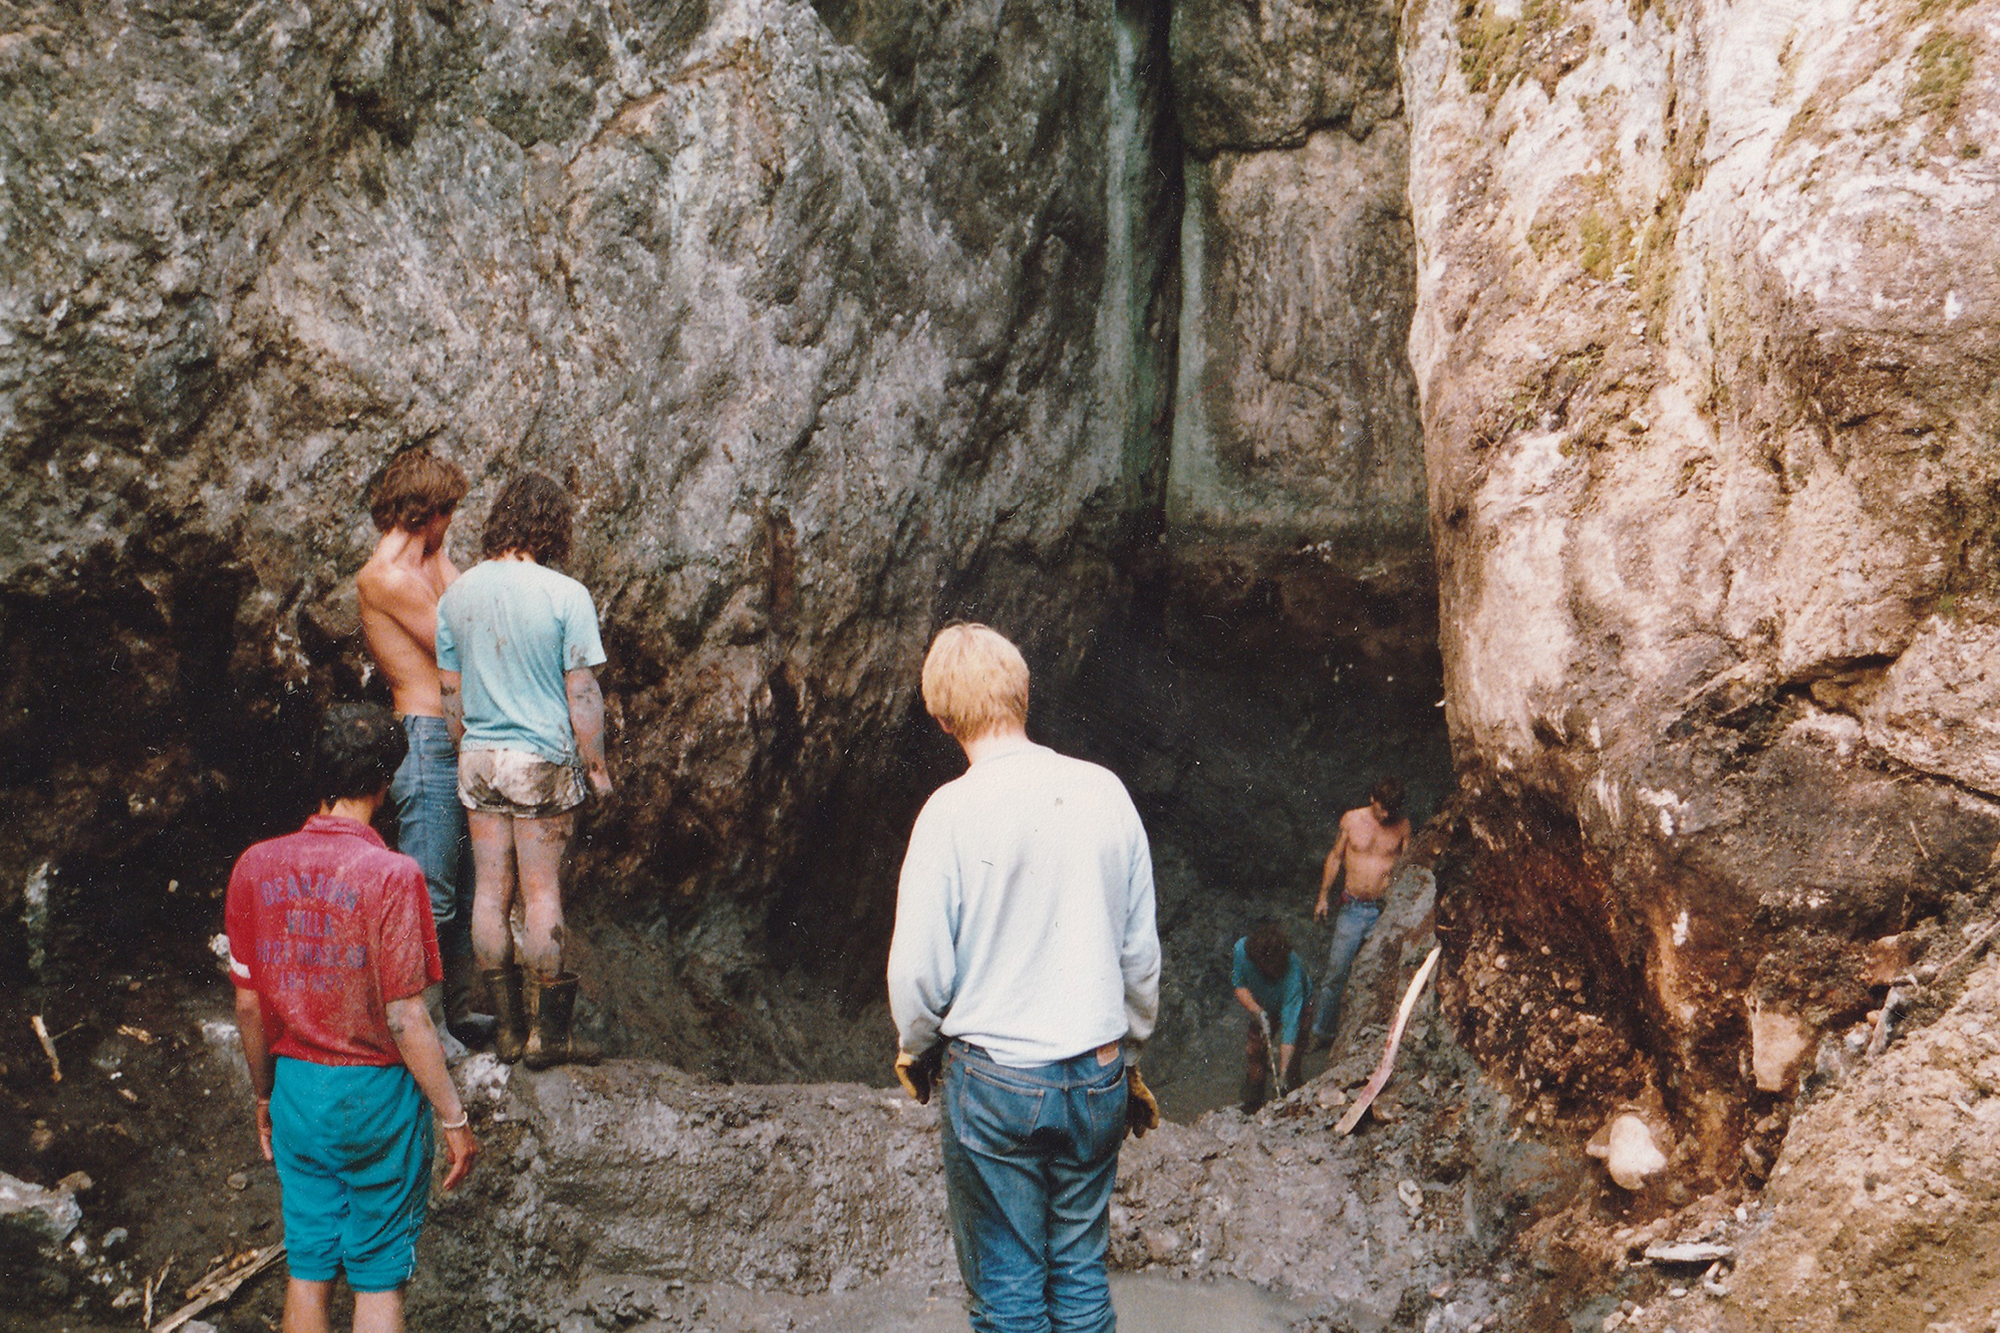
[0,0,1181,1006]
[1167,0,1424,551]
[1406,0,2000,1166]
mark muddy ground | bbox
[13,848,2000,1332]
[0,870,1610,1333]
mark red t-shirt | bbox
[224,815,442,1066]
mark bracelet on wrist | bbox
[439,1111,469,1131]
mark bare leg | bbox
[282,1279,333,1333]
[352,1289,406,1333]
[468,811,519,971]
[514,811,574,978]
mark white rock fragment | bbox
[1643,1241,1734,1265]
[1590,1113,1668,1191]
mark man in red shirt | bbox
[227,704,479,1333]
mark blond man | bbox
[886,624,1161,1333]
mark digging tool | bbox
[1258,1010,1285,1098]
[1336,945,1442,1136]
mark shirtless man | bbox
[1308,775,1412,1050]
[358,447,487,1054]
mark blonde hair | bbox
[922,623,1030,739]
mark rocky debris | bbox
[1640,1242,1732,1268]
[413,1001,1563,1333]
[1405,0,2000,1171]
[0,1171,82,1247]
[1653,950,2000,1333]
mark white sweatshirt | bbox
[887,741,1161,1068]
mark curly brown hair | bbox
[481,471,574,566]
[1246,919,1291,984]
[370,447,467,533]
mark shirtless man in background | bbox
[359,447,489,1055]
[1308,775,1411,1051]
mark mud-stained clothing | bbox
[225,815,442,1066]
[940,1040,1126,1333]
[457,746,586,817]
[435,559,606,766]
[1231,938,1311,1046]
[888,741,1160,1069]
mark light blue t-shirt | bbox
[1231,939,1311,1046]
[435,559,606,764]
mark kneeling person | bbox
[226,704,478,1332]
[438,471,612,1069]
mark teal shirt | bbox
[436,560,606,765]
[1232,938,1311,1046]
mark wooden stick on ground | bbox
[143,1256,175,1331]
[151,1242,284,1333]
[1336,946,1443,1136]
[30,1014,61,1082]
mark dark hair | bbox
[1370,775,1406,822]
[481,471,573,566]
[310,703,408,804]
[1246,919,1290,984]
[370,448,467,533]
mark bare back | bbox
[358,528,458,716]
[1335,804,1411,902]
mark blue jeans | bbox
[940,1040,1127,1333]
[390,716,471,956]
[1312,898,1382,1041]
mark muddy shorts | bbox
[270,1057,432,1292]
[457,747,586,817]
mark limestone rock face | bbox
[1168,0,1426,551]
[0,1,1176,985]
[1407,0,2000,1154]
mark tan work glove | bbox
[1126,1065,1160,1138]
[896,1045,944,1105]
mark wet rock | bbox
[1166,0,1425,560]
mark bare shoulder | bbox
[358,558,431,609]
[1339,806,1366,833]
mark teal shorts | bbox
[270,1057,433,1292]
